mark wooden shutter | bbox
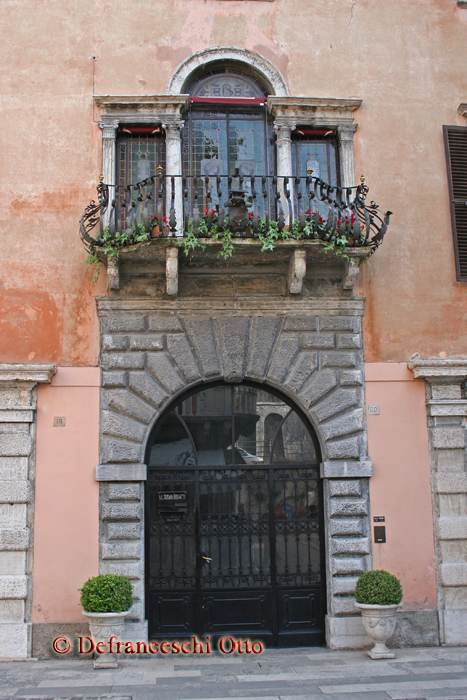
[444,126,467,280]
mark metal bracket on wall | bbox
[288,248,306,294]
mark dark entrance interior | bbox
[145,382,325,647]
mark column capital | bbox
[274,117,297,141]
[162,118,184,134]
[0,364,56,385]
[99,119,119,139]
[338,124,358,142]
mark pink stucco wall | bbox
[32,367,100,623]
[365,363,437,610]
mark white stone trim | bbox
[409,358,467,646]
[0,364,55,659]
[166,47,289,96]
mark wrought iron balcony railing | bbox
[79,171,391,258]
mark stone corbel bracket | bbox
[342,259,361,291]
[288,248,306,294]
[458,103,467,119]
[107,258,120,291]
[166,247,178,296]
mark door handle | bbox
[202,556,212,562]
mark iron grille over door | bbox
[145,383,325,647]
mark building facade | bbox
[1,0,467,659]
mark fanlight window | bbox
[148,383,319,468]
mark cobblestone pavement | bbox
[0,646,466,700]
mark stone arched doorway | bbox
[144,380,325,646]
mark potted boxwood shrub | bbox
[80,574,133,669]
[355,569,403,659]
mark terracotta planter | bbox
[151,225,160,237]
[82,610,130,669]
[355,602,401,659]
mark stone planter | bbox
[355,602,401,659]
[82,610,130,669]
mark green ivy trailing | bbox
[355,570,403,605]
[79,574,133,613]
[86,225,151,283]
[86,211,365,282]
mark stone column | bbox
[0,364,56,658]
[274,118,296,226]
[338,125,358,189]
[163,118,184,236]
[99,119,119,226]
[409,359,467,646]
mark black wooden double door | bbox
[146,464,325,647]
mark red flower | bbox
[249,211,254,219]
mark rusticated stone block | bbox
[326,437,360,459]
[102,411,146,444]
[331,596,361,616]
[436,449,465,472]
[108,483,141,501]
[147,316,183,332]
[339,370,363,386]
[267,335,300,383]
[440,562,467,586]
[184,318,222,378]
[436,473,467,493]
[331,575,359,595]
[102,353,145,371]
[102,438,143,463]
[167,334,202,383]
[320,352,358,369]
[329,480,362,497]
[331,537,370,555]
[0,457,28,481]
[283,316,318,331]
[332,557,366,575]
[247,317,283,379]
[0,575,28,599]
[106,390,154,424]
[438,516,467,540]
[0,599,24,622]
[107,522,141,540]
[101,542,142,560]
[331,518,364,536]
[95,464,146,481]
[146,353,185,394]
[301,370,337,407]
[0,551,26,575]
[0,527,29,550]
[320,316,357,332]
[0,481,31,504]
[129,372,168,409]
[101,503,141,521]
[102,335,128,352]
[102,315,146,333]
[0,622,28,658]
[336,334,361,350]
[283,352,318,393]
[102,371,127,388]
[432,427,466,449]
[313,389,358,422]
[129,335,164,351]
[0,504,27,526]
[101,561,141,579]
[301,334,335,349]
[322,460,372,477]
[0,434,30,458]
[330,498,368,517]
[431,384,462,401]
[321,409,364,442]
[217,317,250,382]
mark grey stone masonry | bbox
[0,364,56,659]
[97,298,372,649]
[409,359,467,646]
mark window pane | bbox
[179,386,233,465]
[149,412,195,467]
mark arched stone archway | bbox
[96,298,372,649]
[166,47,290,97]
